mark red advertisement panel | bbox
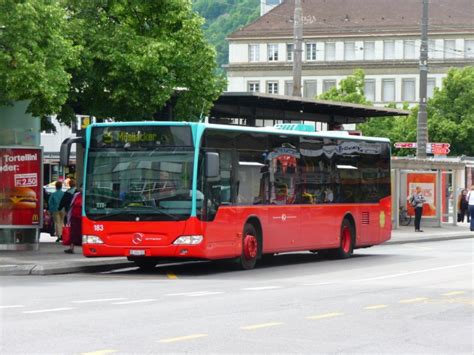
[0,147,42,227]
[406,173,437,217]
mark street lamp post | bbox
[416,0,429,159]
[292,0,303,98]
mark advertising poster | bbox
[0,147,42,227]
[406,173,437,217]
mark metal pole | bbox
[292,0,302,97]
[416,0,429,159]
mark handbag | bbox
[62,225,71,246]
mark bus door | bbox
[264,150,302,251]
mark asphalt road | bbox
[1,239,473,354]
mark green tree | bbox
[427,66,474,156]
[318,69,370,104]
[360,67,474,156]
[58,0,225,124]
[0,0,78,122]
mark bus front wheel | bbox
[237,223,259,270]
[329,219,355,259]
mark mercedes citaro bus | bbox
[62,122,391,270]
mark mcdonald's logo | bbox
[32,214,39,223]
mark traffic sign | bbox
[432,147,450,155]
[394,142,417,148]
[394,142,450,155]
[430,143,450,149]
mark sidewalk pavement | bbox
[1,224,472,276]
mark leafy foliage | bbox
[0,0,79,119]
[318,69,370,105]
[192,0,260,70]
[427,66,474,156]
[58,0,225,124]
[1,0,225,128]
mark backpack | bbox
[409,195,417,207]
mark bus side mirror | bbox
[60,137,84,166]
[205,152,220,178]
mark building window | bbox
[267,81,279,94]
[363,41,375,60]
[325,42,335,61]
[284,80,293,95]
[444,39,456,59]
[465,40,474,58]
[249,44,259,62]
[248,82,260,93]
[428,39,436,58]
[268,44,279,61]
[287,43,294,62]
[384,40,395,59]
[404,40,416,59]
[382,79,395,102]
[344,42,355,60]
[323,80,336,93]
[303,80,317,98]
[306,42,317,61]
[427,78,436,98]
[364,80,376,102]
[402,79,416,102]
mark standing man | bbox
[48,181,65,242]
[411,186,426,232]
[467,185,474,232]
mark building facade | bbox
[227,0,474,107]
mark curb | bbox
[386,234,473,245]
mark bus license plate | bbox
[130,250,145,256]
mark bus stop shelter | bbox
[208,92,407,127]
[392,157,467,229]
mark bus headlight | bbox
[173,235,203,245]
[83,235,104,244]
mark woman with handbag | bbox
[64,187,83,254]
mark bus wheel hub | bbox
[244,235,257,259]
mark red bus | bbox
[79,122,391,270]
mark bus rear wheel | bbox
[329,219,354,259]
[237,223,259,270]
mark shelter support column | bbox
[435,169,442,227]
[393,169,400,229]
[452,169,458,226]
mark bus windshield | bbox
[85,126,194,221]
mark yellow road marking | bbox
[399,297,429,304]
[364,304,388,310]
[442,291,465,296]
[82,350,117,355]
[159,334,208,343]
[306,312,344,320]
[166,273,177,280]
[240,322,284,330]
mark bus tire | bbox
[329,219,354,259]
[132,259,158,271]
[237,223,259,270]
